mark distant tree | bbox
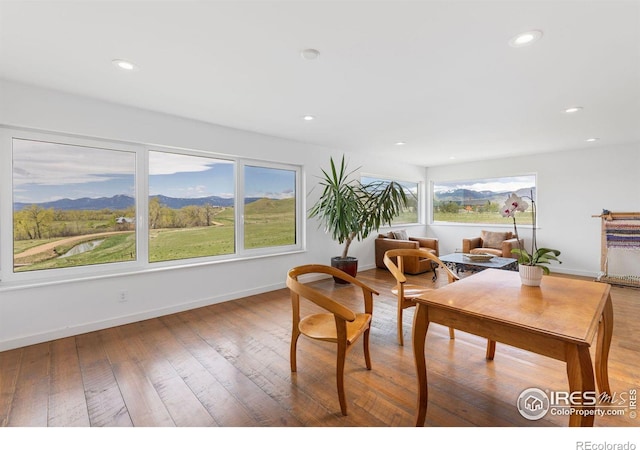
[202,203,218,226]
[179,205,203,227]
[14,209,33,240]
[486,201,500,213]
[441,201,460,214]
[15,205,54,239]
[68,209,83,234]
[149,197,161,229]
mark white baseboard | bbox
[547,267,599,279]
[0,281,287,352]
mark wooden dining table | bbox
[412,268,613,427]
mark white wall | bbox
[426,143,640,277]
[0,80,426,351]
[4,79,635,352]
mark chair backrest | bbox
[383,248,459,284]
[286,264,379,321]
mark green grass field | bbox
[15,233,136,272]
[14,200,531,272]
[244,198,295,249]
[433,211,533,225]
[390,209,419,225]
[149,198,296,261]
[15,198,297,271]
[13,237,58,255]
[15,199,532,272]
[149,226,235,262]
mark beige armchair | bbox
[375,231,439,275]
[462,230,521,258]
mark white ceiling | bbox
[1,1,639,167]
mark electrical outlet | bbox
[118,290,129,302]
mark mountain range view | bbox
[13,194,268,211]
[14,188,531,211]
[434,187,536,206]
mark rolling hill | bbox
[434,187,536,206]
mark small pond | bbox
[59,239,105,258]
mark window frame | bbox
[0,126,304,286]
[430,174,537,227]
[2,127,144,283]
[238,159,302,257]
[146,147,237,266]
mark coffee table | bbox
[439,252,518,274]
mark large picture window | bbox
[12,138,136,272]
[361,176,420,225]
[432,175,536,225]
[1,128,303,284]
[148,151,235,263]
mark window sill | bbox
[0,248,306,292]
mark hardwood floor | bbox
[0,268,638,427]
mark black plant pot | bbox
[331,256,358,284]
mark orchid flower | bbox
[500,206,515,218]
[501,193,528,216]
[499,190,560,271]
[500,193,529,261]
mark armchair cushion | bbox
[481,230,512,249]
[392,229,409,240]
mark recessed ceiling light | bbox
[302,115,315,121]
[112,59,137,71]
[301,48,320,60]
[586,137,600,142]
[564,106,583,114]
[395,141,406,146]
[509,30,543,48]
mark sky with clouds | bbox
[13,139,135,203]
[13,140,295,204]
[433,175,536,194]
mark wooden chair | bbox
[287,264,379,416]
[383,248,458,346]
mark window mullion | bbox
[236,160,245,255]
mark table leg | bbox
[412,303,430,426]
[595,293,613,396]
[566,344,596,427]
[485,340,496,360]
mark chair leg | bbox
[336,340,348,415]
[397,300,404,346]
[449,327,455,339]
[290,329,300,372]
[363,327,372,370]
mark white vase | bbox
[519,265,543,286]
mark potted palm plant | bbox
[308,155,409,283]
